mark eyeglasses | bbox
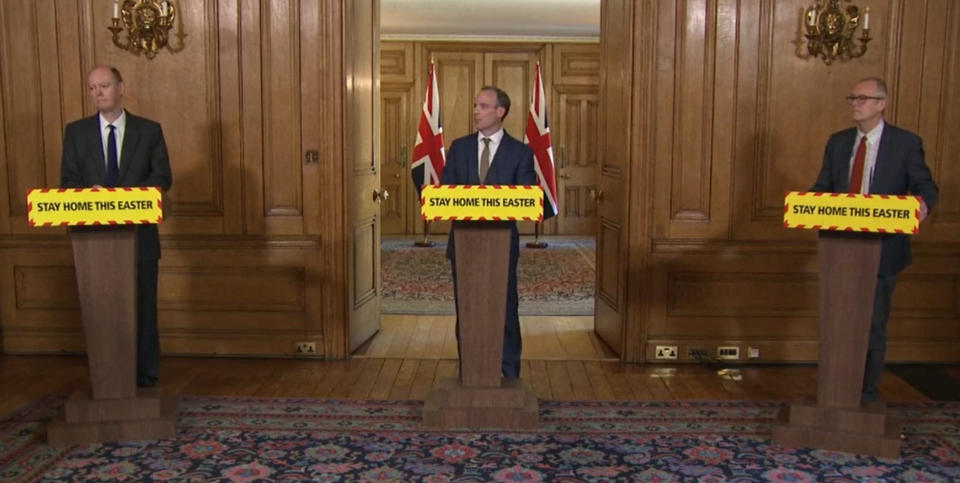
[845,95,885,104]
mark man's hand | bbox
[919,199,929,222]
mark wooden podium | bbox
[46,226,177,446]
[773,231,901,458]
[423,222,538,429]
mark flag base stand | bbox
[525,222,548,249]
[414,220,436,248]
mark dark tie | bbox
[479,137,491,184]
[848,135,867,194]
[105,124,119,187]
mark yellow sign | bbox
[421,185,544,221]
[783,191,920,234]
[27,187,163,227]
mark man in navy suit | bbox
[441,86,537,378]
[811,77,938,403]
[60,66,173,388]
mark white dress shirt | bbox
[849,120,883,194]
[100,110,127,169]
[477,128,504,176]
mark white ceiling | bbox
[380,0,600,41]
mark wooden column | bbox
[423,222,537,429]
[773,231,901,458]
[47,227,177,446]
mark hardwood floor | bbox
[0,315,934,420]
[353,315,617,360]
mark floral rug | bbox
[381,237,595,316]
[3,397,960,481]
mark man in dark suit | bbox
[810,77,938,403]
[441,86,537,378]
[60,66,173,388]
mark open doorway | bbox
[353,0,615,361]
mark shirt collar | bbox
[478,128,504,145]
[100,110,127,131]
[858,119,884,144]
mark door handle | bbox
[559,173,572,180]
[373,189,389,204]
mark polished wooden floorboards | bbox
[0,315,931,420]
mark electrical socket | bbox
[655,345,678,360]
[748,346,760,359]
[295,341,316,355]
[717,346,740,360]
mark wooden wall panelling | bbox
[381,41,414,84]
[0,0,47,233]
[551,43,600,86]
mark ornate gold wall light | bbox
[108,0,184,59]
[797,0,872,65]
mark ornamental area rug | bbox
[3,397,960,482]
[381,237,595,316]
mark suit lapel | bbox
[85,115,108,183]
[466,135,481,184]
[118,112,138,184]
[871,124,894,193]
[837,129,857,192]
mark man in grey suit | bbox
[810,77,938,403]
[441,86,537,378]
[60,66,173,388]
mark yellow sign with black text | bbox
[783,191,920,234]
[421,185,544,221]
[27,187,163,227]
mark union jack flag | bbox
[524,63,558,219]
[410,61,445,196]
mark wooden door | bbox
[379,85,412,234]
[554,88,600,235]
[346,0,381,352]
[594,0,634,356]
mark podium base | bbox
[423,377,538,429]
[772,399,901,459]
[47,389,178,447]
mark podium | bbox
[772,231,901,458]
[422,222,538,429]
[27,187,176,446]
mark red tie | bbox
[848,135,867,193]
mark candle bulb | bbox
[863,7,870,30]
[112,1,119,19]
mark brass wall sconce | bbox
[108,0,184,59]
[797,0,872,65]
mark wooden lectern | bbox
[773,231,901,458]
[46,226,177,446]
[423,222,538,429]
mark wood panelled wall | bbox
[606,0,960,362]
[0,0,368,359]
[379,41,601,236]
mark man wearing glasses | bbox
[810,77,938,404]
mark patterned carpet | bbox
[3,397,960,481]
[381,237,595,316]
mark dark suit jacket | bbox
[811,122,938,276]
[441,130,538,259]
[60,112,173,260]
